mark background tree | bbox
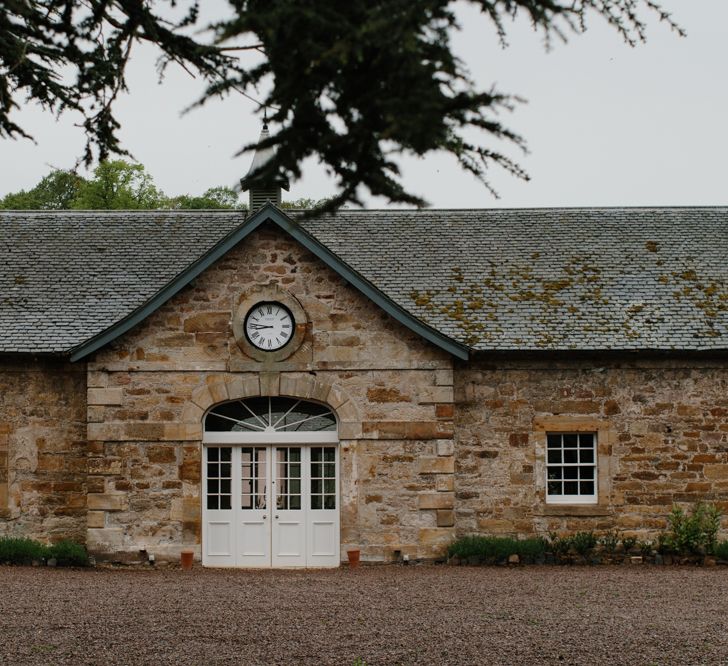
[167,186,242,210]
[0,2,682,211]
[0,162,253,210]
[0,169,85,210]
[71,161,166,210]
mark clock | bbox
[244,301,294,351]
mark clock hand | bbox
[248,324,274,329]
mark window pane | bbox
[547,450,561,464]
[547,434,561,448]
[311,463,322,478]
[324,448,335,462]
[220,448,232,462]
[563,434,578,447]
[581,466,594,480]
[241,495,252,510]
[311,479,322,494]
[564,481,579,495]
[547,481,562,495]
[564,466,578,480]
[220,463,231,478]
[290,463,301,478]
[324,495,336,510]
[207,496,219,510]
[290,478,301,495]
[220,479,231,494]
[290,448,301,463]
[208,479,219,494]
[208,448,219,462]
[311,448,322,463]
[564,449,578,464]
[311,495,322,510]
[207,463,218,478]
[579,434,594,448]
[547,468,562,480]
[580,449,594,464]
[580,481,595,495]
[290,495,301,510]
[220,495,231,510]
[324,463,335,478]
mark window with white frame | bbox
[546,432,597,504]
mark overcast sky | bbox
[3,1,727,208]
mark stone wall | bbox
[454,356,728,540]
[0,356,87,543]
[86,222,456,561]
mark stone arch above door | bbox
[183,372,361,440]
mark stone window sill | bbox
[535,505,612,517]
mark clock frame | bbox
[233,286,308,362]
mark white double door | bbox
[202,444,340,568]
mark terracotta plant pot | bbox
[347,549,361,568]
[180,550,194,571]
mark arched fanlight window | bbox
[205,397,337,434]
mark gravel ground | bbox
[1,564,727,666]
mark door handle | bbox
[263,515,267,519]
[274,515,279,519]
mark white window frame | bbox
[545,431,598,505]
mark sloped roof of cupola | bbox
[240,123,290,207]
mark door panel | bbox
[236,447,270,567]
[307,446,340,567]
[272,447,307,567]
[202,447,236,566]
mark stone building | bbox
[1,199,727,566]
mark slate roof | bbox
[1,207,727,356]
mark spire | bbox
[240,120,289,210]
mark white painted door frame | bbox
[202,430,339,568]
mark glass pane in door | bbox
[276,448,302,510]
[310,446,336,510]
[241,447,267,510]
[207,447,232,510]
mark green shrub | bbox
[715,540,728,561]
[0,537,49,565]
[570,531,597,556]
[547,533,572,556]
[637,540,653,556]
[0,537,89,566]
[663,502,722,555]
[621,536,637,552]
[47,540,90,567]
[600,530,620,554]
[447,535,546,562]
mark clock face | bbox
[244,302,294,351]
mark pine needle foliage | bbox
[1,1,683,210]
